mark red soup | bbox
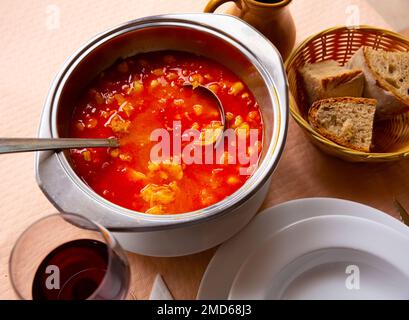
[69,51,263,214]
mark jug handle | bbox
[204,0,241,13]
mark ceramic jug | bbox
[204,0,296,61]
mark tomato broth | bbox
[69,51,263,214]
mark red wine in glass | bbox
[32,239,127,300]
[10,213,130,300]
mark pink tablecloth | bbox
[0,0,403,300]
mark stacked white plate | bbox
[197,198,409,300]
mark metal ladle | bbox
[183,83,227,145]
[0,138,119,154]
[0,84,225,154]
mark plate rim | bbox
[228,214,409,299]
[197,197,409,299]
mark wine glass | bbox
[9,213,130,300]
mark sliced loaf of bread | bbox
[299,60,364,106]
[347,46,409,119]
[308,97,377,152]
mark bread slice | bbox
[308,97,377,152]
[299,60,364,106]
[347,47,409,119]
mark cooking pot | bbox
[36,13,288,257]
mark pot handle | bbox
[204,0,241,13]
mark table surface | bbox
[0,0,407,300]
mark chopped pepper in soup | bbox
[69,51,263,214]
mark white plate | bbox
[229,215,409,300]
[197,198,409,299]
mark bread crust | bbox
[299,60,364,106]
[308,97,377,152]
[348,47,409,119]
[320,69,363,90]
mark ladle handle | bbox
[0,138,119,154]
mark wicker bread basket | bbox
[286,26,409,162]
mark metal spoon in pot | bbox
[182,83,227,146]
[0,85,225,154]
[0,138,119,154]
